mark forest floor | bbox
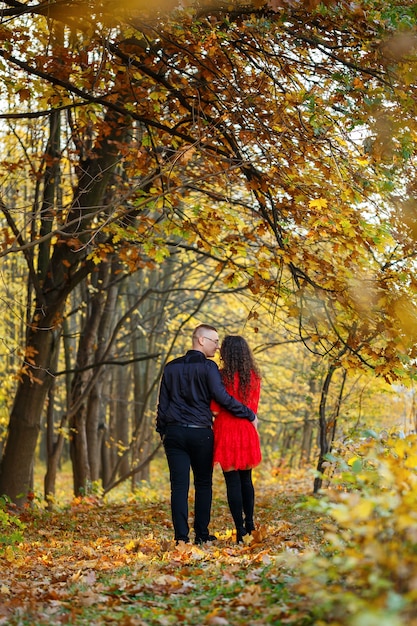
[0,463,325,625]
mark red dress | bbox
[211,371,261,471]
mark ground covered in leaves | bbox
[0,466,323,625]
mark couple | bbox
[156,324,262,545]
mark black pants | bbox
[223,469,255,532]
[163,424,214,542]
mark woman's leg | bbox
[239,469,255,532]
[223,470,246,541]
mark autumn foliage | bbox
[287,432,417,625]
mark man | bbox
[156,324,258,545]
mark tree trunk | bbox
[300,376,317,467]
[44,412,67,509]
[130,267,163,487]
[99,421,111,488]
[69,277,105,495]
[89,259,120,482]
[111,365,131,481]
[70,255,122,495]
[313,363,335,494]
[0,322,62,503]
[98,365,114,487]
[313,362,347,493]
[299,417,314,467]
[44,315,74,505]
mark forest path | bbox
[1,469,322,625]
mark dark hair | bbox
[220,335,260,401]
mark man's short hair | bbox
[193,324,217,338]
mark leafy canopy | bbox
[1,0,417,383]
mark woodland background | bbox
[1,0,417,623]
[0,0,417,506]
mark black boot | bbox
[245,520,255,534]
[236,527,248,544]
[194,534,217,545]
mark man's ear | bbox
[192,335,203,349]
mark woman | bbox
[211,335,262,543]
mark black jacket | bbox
[156,350,256,437]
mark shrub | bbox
[287,432,417,625]
[0,496,26,554]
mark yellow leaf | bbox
[331,505,351,524]
[356,157,369,166]
[347,455,361,466]
[4,545,16,563]
[351,498,375,521]
[393,438,409,459]
[309,198,328,209]
[396,512,417,530]
[404,454,417,469]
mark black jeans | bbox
[163,424,214,542]
[223,469,255,532]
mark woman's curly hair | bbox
[220,335,261,402]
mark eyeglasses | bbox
[203,336,219,345]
